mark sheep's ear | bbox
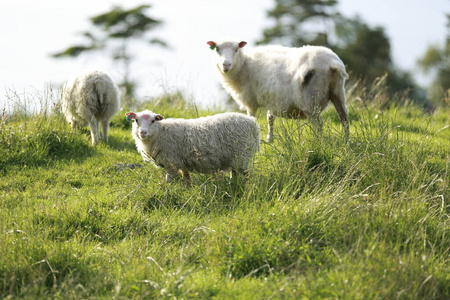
[125,112,136,122]
[238,41,247,48]
[207,41,216,50]
[155,114,164,121]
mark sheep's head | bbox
[207,40,247,74]
[126,110,164,139]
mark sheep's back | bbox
[141,113,259,173]
[62,71,119,123]
[231,45,347,115]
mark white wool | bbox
[208,40,349,142]
[61,70,120,145]
[128,110,260,182]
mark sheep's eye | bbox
[234,48,238,53]
[215,47,220,53]
[151,120,155,124]
[135,119,139,125]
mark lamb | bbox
[126,110,260,183]
[207,39,350,142]
[61,70,120,145]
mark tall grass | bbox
[0,86,448,299]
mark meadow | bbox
[0,85,449,299]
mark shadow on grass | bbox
[106,134,137,152]
[1,240,113,298]
[0,128,94,170]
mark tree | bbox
[335,20,391,83]
[52,4,168,102]
[334,17,417,95]
[417,14,450,107]
[258,0,340,47]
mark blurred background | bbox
[1,0,448,111]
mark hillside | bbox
[0,92,449,299]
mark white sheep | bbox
[61,70,120,145]
[207,39,350,142]
[126,110,260,182]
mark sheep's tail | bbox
[300,59,348,87]
[90,79,109,115]
[93,80,105,105]
[330,61,349,80]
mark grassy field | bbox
[0,90,449,299]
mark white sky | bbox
[0,0,448,111]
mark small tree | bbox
[52,4,168,103]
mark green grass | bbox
[0,95,449,299]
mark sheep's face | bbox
[207,40,247,73]
[126,110,164,140]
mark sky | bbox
[0,0,448,111]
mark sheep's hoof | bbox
[266,135,274,143]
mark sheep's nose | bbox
[223,62,232,72]
[140,130,147,136]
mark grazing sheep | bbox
[207,39,349,142]
[126,110,260,182]
[62,70,120,145]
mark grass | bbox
[0,90,449,299]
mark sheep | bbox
[207,39,350,142]
[125,110,260,183]
[61,70,120,145]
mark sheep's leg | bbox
[88,118,100,145]
[267,112,275,143]
[101,119,110,143]
[331,91,350,141]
